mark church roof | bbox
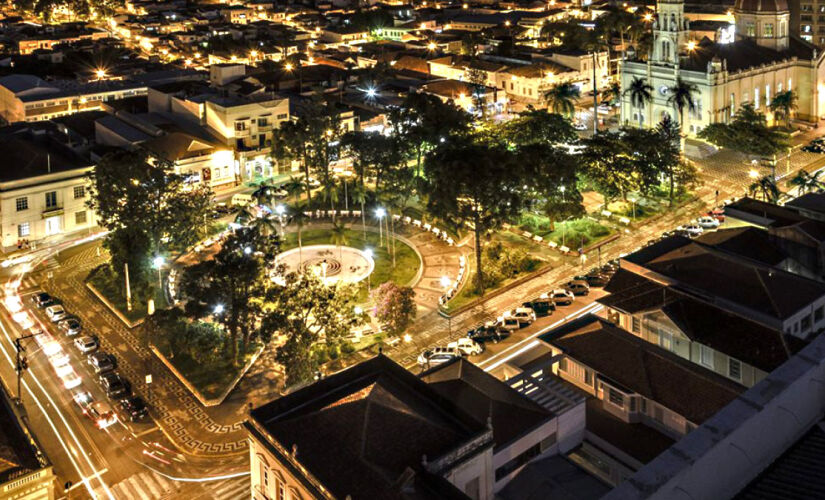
[735,0,789,13]
[681,36,814,73]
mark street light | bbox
[365,86,377,99]
[375,208,386,247]
[244,246,253,255]
[213,304,225,315]
[275,204,286,235]
[152,256,164,291]
[748,169,760,179]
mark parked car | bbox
[564,280,591,296]
[573,121,587,131]
[272,188,289,198]
[74,336,98,354]
[32,292,53,308]
[120,396,148,422]
[577,273,610,287]
[60,370,82,390]
[697,216,720,229]
[447,338,484,356]
[467,324,510,343]
[495,315,521,332]
[548,289,575,306]
[510,307,536,326]
[58,317,82,336]
[99,373,131,399]
[73,390,94,412]
[306,177,321,188]
[522,298,555,317]
[88,401,118,429]
[678,224,704,238]
[45,305,67,322]
[706,208,726,222]
[87,352,115,374]
[417,347,460,367]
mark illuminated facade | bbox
[620,0,825,136]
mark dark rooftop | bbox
[681,36,814,73]
[421,358,553,451]
[585,399,676,465]
[247,355,488,500]
[785,192,825,215]
[695,227,787,267]
[541,315,743,423]
[0,126,89,183]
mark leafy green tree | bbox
[602,81,621,106]
[288,207,311,266]
[178,227,279,363]
[770,90,798,128]
[502,109,578,146]
[264,272,363,385]
[88,149,211,292]
[423,135,525,295]
[699,103,789,158]
[330,219,349,261]
[652,116,697,205]
[581,131,638,204]
[543,82,580,118]
[624,77,653,126]
[373,282,417,336]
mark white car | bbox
[548,289,575,306]
[74,336,98,354]
[61,370,82,389]
[573,121,587,131]
[696,216,720,229]
[510,307,536,326]
[678,224,704,237]
[447,338,484,356]
[417,347,461,367]
[45,305,67,322]
[495,315,521,332]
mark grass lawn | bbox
[280,226,421,298]
[544,218,612,248]
[152,334,256,400]
[87,265,168,323]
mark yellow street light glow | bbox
[687,40,696,51]
[505,20,511,26]
[285,63,294,71]
[462,3,468,8]
[95,68,106,79]
[749,169,760,179]
[428,42,437,50]
[644,13,652,21]
[250,50,258,57]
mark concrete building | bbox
[0,126,97,250]
[0,75,147,125]
[620,0,825,139]
[0,382,56,500]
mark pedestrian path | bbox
[202,476,250,499]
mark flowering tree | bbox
[374,282,417,336]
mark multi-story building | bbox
[0,380,56,500]
[0,75,146,125]
[246,354,586,500]
[0,126,96,250]
[620,0,825,138]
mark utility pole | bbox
[14,331,43,404]
[592,51,599,135]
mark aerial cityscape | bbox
[0,0,823,498]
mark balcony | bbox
[42,206,63,218]
[235,128,250,138]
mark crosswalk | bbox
[91,472,250,500]
[93,471,178,499]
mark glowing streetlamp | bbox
[375,207,386,247]
[152,256,164,290]
[749,169,760,179]
[213,304,224,315]
[285,63,294,71]
[365,86,377,99]
[95,68,107,80]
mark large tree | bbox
[581,131,639,204]
[178,227,279,363]
[373,282,417,336]
[624,76,653,126]
[699,103,789,158]
[501,109,578,146]
[543,82,580,118]
[264,272,363,385]
[423,135,524,295]
[88,149,212,293]
[666,77,698,152]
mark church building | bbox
[620,0,825,137]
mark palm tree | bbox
[624,77,653,126]
[667,77,698,152]
[322,179,340,220]
[543,82,580,118]
[289,207,311,268]
[351,183,368,239]
[250,181,277,209]
[330,219,349,262]
[234,203,258,226]
[602,81,621,106]
[788,170,825,195]
[749,175,781,204]
[282,176,305,204]
[250,214,279,238]
[770,90,798,128]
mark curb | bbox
[85,282,144,329]
[148,344,265,407]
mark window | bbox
[18,222,29,237]
[815,306,824,322]
[659,330,673,351]
[235,122,246,131]
[654,405,664,423]
[641,398,647,414]
[257,118,268,127]
[629,397,636,412]
[754,87,760,109]
[801,314,812,332]
[45,191,57,208]
[730,93,736,113]
[747,23,755,37]
[15,197,28,211]
[631,316,641,334]
[585,370,593,386]
[495,443,541,480]
[277,481,285,500]
[700,344,714,368]
[73,186,85,199]
[558,357,568,372]
[540,432,557,451]
[75,211,87,225]
[766,84,771,104]
[608,388,624,407]
[765,23,774,37]
[729,358,742,381]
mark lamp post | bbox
[275,204,286,236]
[375,207,386,247]
[628,195,636,220]
[152,255,164,292]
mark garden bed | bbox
[87,264,168,325]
